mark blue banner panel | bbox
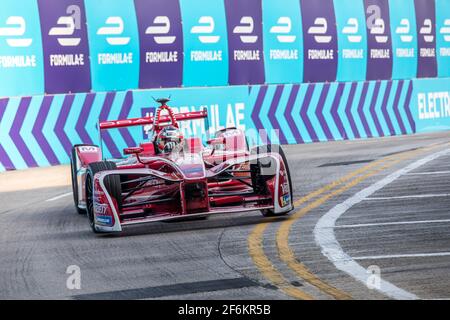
[261,0,303,84]
[411,78,450,132]
[134,0,183,89]
[364,0,393,80]
[414,0,438,78]
[179,0,229,87]
[224,0,265,85]
[300,0,338,83]
[389,0,418,80]
[37,0,92,94]
[334,0,368,81]
[84,0,140,92]
[0,0,44,97]
[436,0,450,77]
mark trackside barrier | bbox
[1,78,449,172]
[1,0,450,97]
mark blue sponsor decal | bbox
[84,0,140,92]
[96,215,113,225]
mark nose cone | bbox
[173,153,206,179]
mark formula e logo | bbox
[48,5,81,47]
[49,17,80,46]
[370,18,388,43]
[441,19,450,42]
[190,16,220,44]
[308,18,332,44]
[395,19,413,43]
[233,16,257,43]
[0,16,32,47]
[420,19,434,43]
[97,17,130,46]
[342,18,362,43]
[145,16,176,45]
[270,17,296,43]
[366,5,388,43]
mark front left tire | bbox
[85,161,121,233]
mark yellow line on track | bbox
[248,221,314,300]
[248,145,441,300]
[276,154,418,299]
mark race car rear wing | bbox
[99,109,208,130]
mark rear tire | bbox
[85,161,121,233]
[251,144,293,217]
[71,144,98,215]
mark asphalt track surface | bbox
[1,131,450,300]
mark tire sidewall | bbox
[85,169,98,233]
[85,161,120,234]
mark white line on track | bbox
[365,194,450,201]
[353,252,450,260]
[406,171,450,176]
[314,148,450,300]
[46,192,72,202]
[335,218,450,229]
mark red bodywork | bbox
[72,104,293,233]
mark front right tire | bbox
[251,144,293,217]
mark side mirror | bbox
[123,147,144,155]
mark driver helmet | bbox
[155,125,183,154]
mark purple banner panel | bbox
[300,0,338,83]
[134,0,183,88]
[224,0,265,85]
[364,0,393,80]
[414,0,437,78]
[37,0,91,94]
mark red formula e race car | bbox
[70,98,294,233]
